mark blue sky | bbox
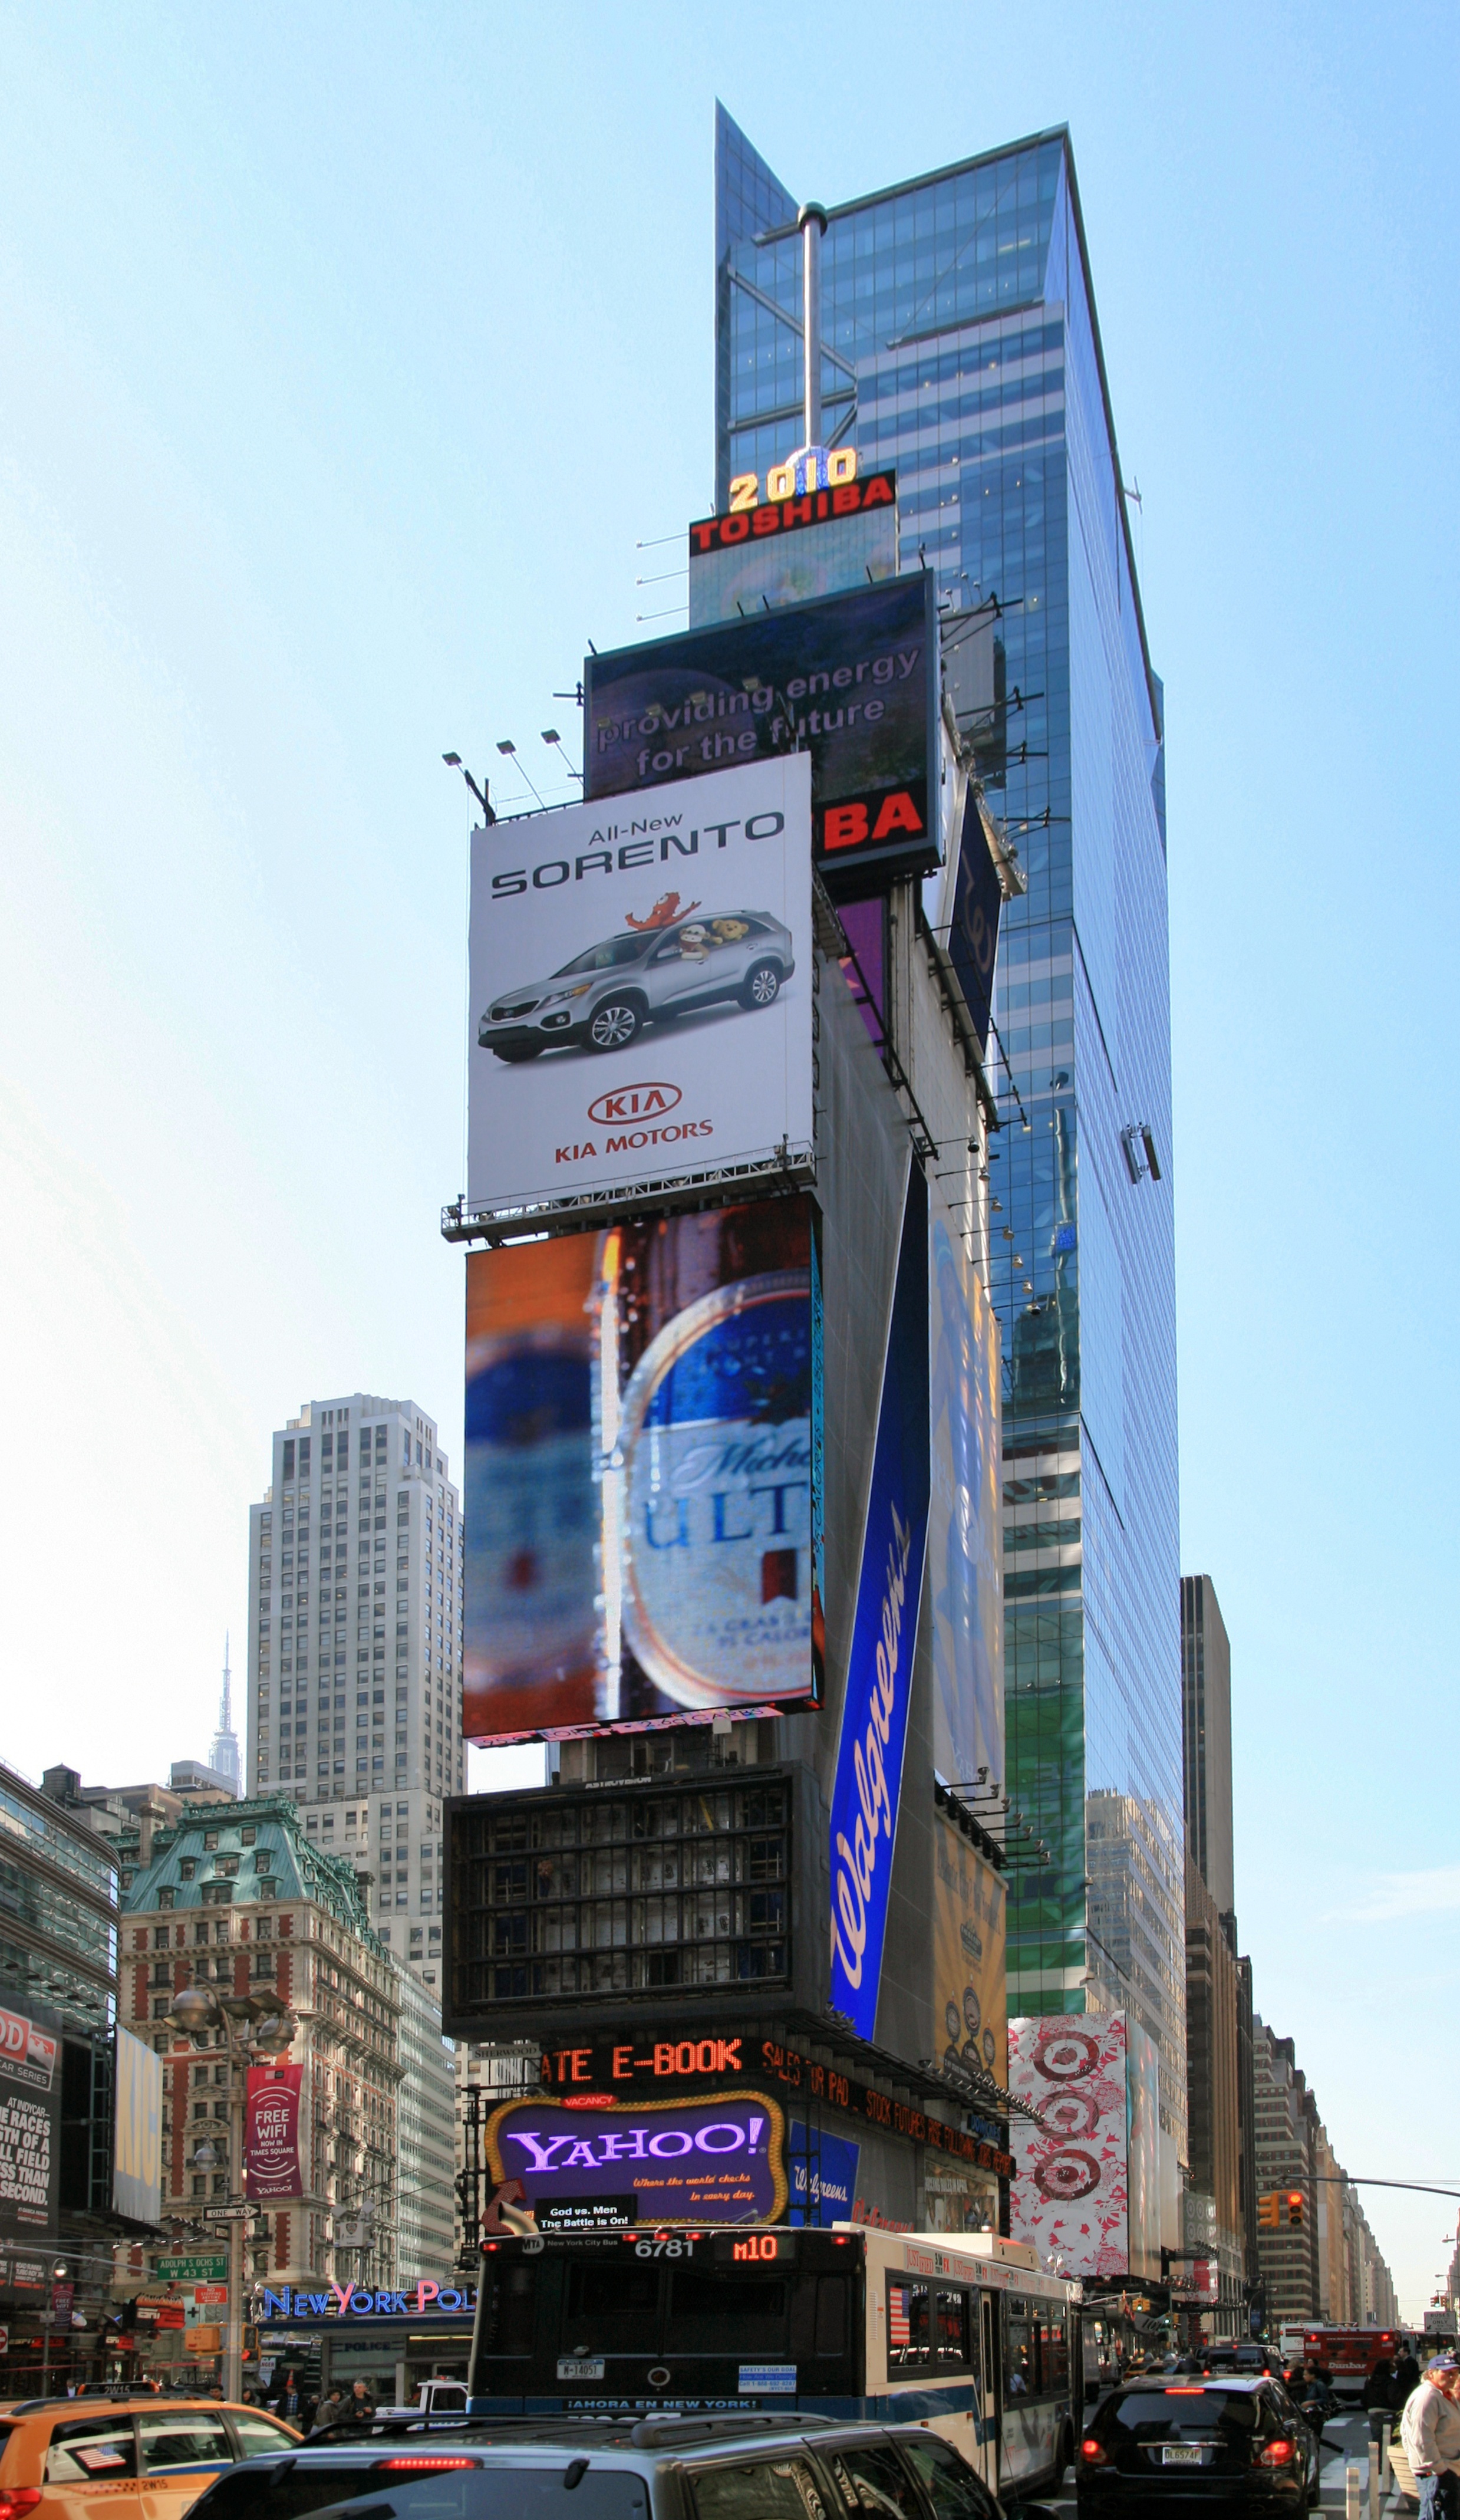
[2,2,1456,2312]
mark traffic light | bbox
[1258,2192,1280,2230]
[1286,2191,1305,2228]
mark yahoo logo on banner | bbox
[828,1169,931,2039]
[488,2091,787,2226]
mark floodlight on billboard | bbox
[466,754,812,1226]
[462,1192,823,1743]
[583,575,940,895]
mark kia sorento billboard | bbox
[467,754,811,1222]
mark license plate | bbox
[557,2357,605,2380]
[1163,2446,1204,2466]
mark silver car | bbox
[479,910,795,1061]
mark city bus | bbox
[467,2224,1080,2495]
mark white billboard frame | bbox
[466,755,813,1226]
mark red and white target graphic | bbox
[1008,2011,1129,2279]
[1034,2147,1102,2201]
[1031,2029,1103,2082]
[1040,2090,1101,2140]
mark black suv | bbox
[1076,2375,1320,2516]
[188,2412,1058,2520]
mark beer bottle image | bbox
[608,1199,817,1713]
[463,1235,601,1735]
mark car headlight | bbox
[541,982,592,1006]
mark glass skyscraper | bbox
[714,111,1184,2147]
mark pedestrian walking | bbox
[1398,2350,1423,2404]
[1400,2355,1460,2520]
[312,2387,347,2432]
[1365,2356,1396,2455]
[346,2379,377,2423]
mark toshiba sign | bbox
[467,754,812,1220]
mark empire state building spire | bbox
[210,1636,240,1794]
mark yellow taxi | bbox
[0,2394,301,2518]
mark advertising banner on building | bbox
[828,1164,932,2040]
[787,2126,860,2228]
[584,574,940,892]
[945,787,1003,1054]
[1008,2013,1129,2277]
[0,1996,61,2241]
[932,1810,1007,2088]
[463,1193,822,1742]
[1126,2015,1166,2281]
[113,2021,163,2226]
[485,2091,787,2226]
[468,754,812,1220]
[244,2064,304,2202]
[687,471,898,627]
[928,1199,1002,1791]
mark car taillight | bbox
[1079,2438,1112,2467]
[0,2492,44,2520]
[378,2458,477,2473]
[1258,2440,1296,2467]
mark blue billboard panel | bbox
[828,1166,932,2039]
[787,2126,861,2227]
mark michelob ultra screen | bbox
[462,1196,823,1743]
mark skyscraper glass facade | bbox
[715,110,1184,2145]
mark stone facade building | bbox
[120,1795,402,2291]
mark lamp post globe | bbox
[166,1988,219,2037]
[249,2009,296,2056]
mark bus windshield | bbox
[470,2234,855,2400]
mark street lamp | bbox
[40,2258,68,2396]
[161,1985,298,2402]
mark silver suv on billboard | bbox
[478,909,796,1061]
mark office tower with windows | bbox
[393,1960,458,2278]
[1181,1573,1234,1916]
[246,1393,464,1988]
[716,113,1182,2140]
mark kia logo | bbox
[586,1080,683,1126]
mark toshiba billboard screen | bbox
[467,755,812,1220]
[583,574,939,893]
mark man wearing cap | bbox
[1401,2355,1460,2520]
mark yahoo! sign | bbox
[486,2092,786,2226]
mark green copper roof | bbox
[120,1793,388,1957]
